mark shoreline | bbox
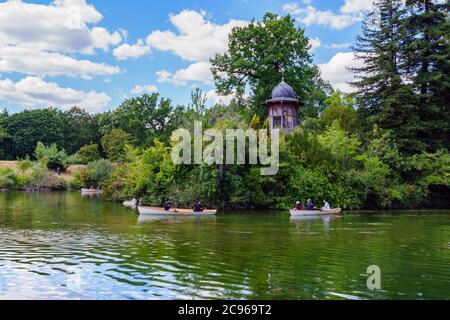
[1,190,449,212]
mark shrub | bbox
[69,167,90,189]
[101,129,132,162]
[74,144,101,164]
[0,168,19,189]
[87,159,115,188]
[34,142,68,169]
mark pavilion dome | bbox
[271,81,297,100]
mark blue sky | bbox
[0,0,373,113]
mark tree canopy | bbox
[351,0,449,154]
[211,12,331,118]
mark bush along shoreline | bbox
[1,124,449,211]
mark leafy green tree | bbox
[0,124,10,160]
[74,144,101,164]
[104,142,175,204]
[99,94,181,147]
[63,107,102,154]
[211,13,330,117]
[101,129,133,162]
[322,92,358,133]
[2,109,67,159]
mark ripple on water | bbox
[1,193,450,300]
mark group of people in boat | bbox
[293,199,332,211]
[163,198,206,212]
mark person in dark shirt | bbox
[294,201,303,210]
[192,201,204,212]
[305,199,315,210]
[163,198,173,211]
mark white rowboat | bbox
[138,206,217,216]
[290,208,342,216]
[81,188,103,194]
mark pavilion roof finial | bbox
[281,68,285,83]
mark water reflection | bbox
[0,192,449,300]
[138,215,217,224]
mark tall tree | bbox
[351,0,421,153]
[63,107,102,154]
[211,13,330,118]
[3,109,67,159]
[0,109,10,159]
[99,94,181,147]
[402,0,450,151]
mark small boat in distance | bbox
[81,188,103,194]
[290,208,342,216]
[138,206,217,216]
[123,199,138,208]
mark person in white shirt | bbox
[322,200,331,211]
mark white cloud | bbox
[318,52,363,92]
[0,45,120,79]
[309,37,322,52]
[283,1,374,30]
[0,77,111,111]
[340,0,375,14]
[283,3,361,29]
[155,70,172,83]
[113,39,151,60]
[131,85,158,95]
[147,10,247,62]
[205,90,235,105]
[147,10,246,87]
[0,0,122,53]
[156,62,213,86]
[327,42,351,49]
[0,0,122,80]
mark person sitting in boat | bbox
[322,200,331,211]
[294,201,303,211]
[305,199,315,210]
[163,198,173,211]
[192,201,204,212]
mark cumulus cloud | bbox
[131,85,158,94]
[309,37,322,52]
[0,0,122,53]
[0,77,111,111]
[0,45,120,79]
[318,52,363,92]
[113,39,151,60]
[283,0,374,30]
[156,62,213,86]
[340,0,375,14]
[327,42,351,49]
[147,10,246,87]
[147,10,247,62]
[0,0,122,80]
[205,89,235,105]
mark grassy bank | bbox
[0,161,87,191]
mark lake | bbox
[0,192,449,300]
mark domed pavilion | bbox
[266,79,299,132]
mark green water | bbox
[0,192,449,300]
